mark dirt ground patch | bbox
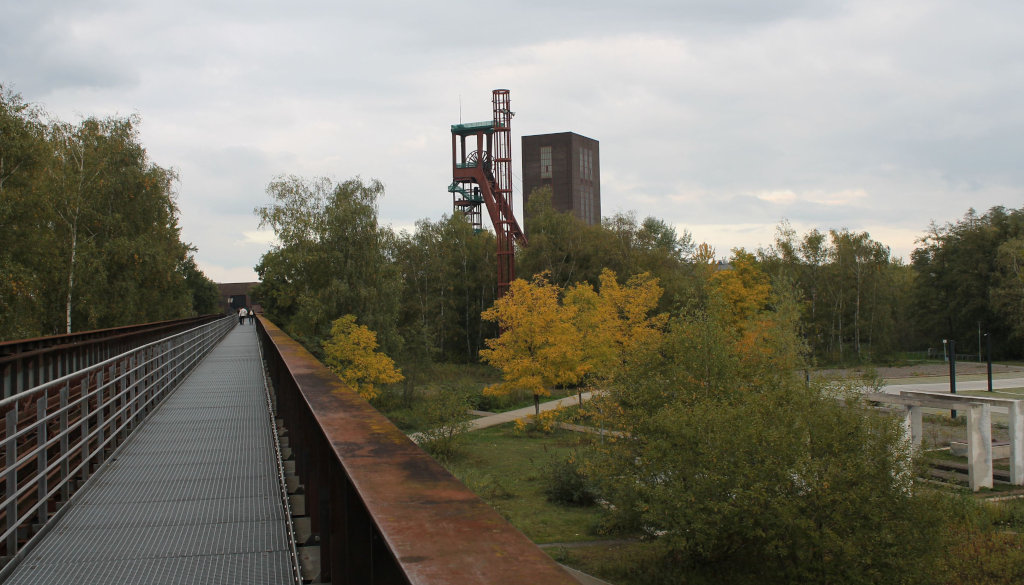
[816,362,1024,380]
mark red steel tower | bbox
[449,89,527,297]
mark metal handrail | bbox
[0,316,234,563]
[1,314,222,398]
[257,316,578,585]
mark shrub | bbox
[416,384,472,461]
[513,408,564,436]
[543,452,596,506]
[592,303,953,584]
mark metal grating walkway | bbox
[3,325,295,585]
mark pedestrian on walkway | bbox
[238,306,247,325]
[247,307,255,324]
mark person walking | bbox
[238,306,247,325]
[247,307,255,324]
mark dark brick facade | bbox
[521,132,601,230]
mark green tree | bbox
[601,212,696,311]
[254,175,401,353]
[912,206,1024,358]
[0,85,47,338]
[591,287,951,584]
[393,214,497,364]
[1,92,222,340]
[993,237,1024,340]
[518,188,607,289]
[518,188,698,312]
[41,116,192,332]
[179,252,221,315]
[758,223,912,363]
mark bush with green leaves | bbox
[543,452,597,507]
[415,384,473,461]
[591,288,953,584]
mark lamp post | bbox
[948,339,957,419]
[986,333,993,392]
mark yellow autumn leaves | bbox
[479,268,667,407]
[320,254,783,405]
[321,314,403,401]
[480,254,794,407]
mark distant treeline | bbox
[759,208,1024,362]
[254,174,1024,367]
[0,85,221,341]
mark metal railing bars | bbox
[0,316,234,566]
[1,315,222,399]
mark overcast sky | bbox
[4,0,1022,282]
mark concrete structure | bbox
[865,390,1024,491]
[522,132,600,227]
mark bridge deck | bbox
[3,325,295,584]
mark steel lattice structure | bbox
[449,89,527,297]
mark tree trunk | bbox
[854,265,862,359]
[65,222,77,334]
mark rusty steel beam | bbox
[256,317,578,585]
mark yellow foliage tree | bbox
[709,249,772,327]
[321,314,403,401]
[479,273,586,415]
[708,249,801,375]
[564,269,667,381]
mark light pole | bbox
[986,333,993,392]
[948,339,957,419]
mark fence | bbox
[0,316,234,565]
[0,315,222,399]
[904,349,984,362]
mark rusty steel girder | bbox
[257,317,577,585]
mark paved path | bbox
[469,391,596,431]
[881,377,1024,395]
[455,376,1024,436]
[3,325,295,585]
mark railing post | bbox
[118,357,129,442]
[95,369,105,468]
[59,384,69,503]
[80,378,90,483]
[159,339,169,397]
[128,353,138,429]
[36,396,48,526]
[5,405,19,555]
[140,347,151,415]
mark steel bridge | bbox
[0,317,577,584]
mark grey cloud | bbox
[5,0,1023,279]
[1,4,139,95]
